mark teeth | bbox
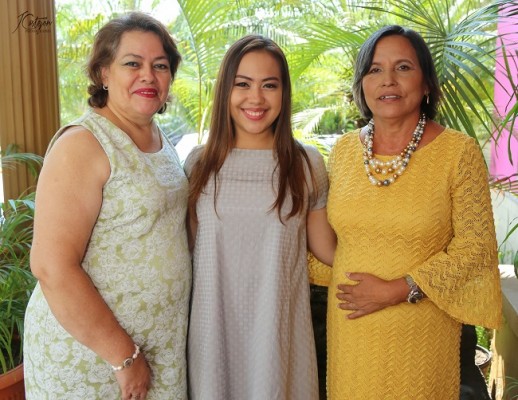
[380,95,399,100]
[244,110,264,116]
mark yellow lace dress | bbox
[310,128,502,400]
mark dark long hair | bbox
[188,34,314,221]
[352,25,442,119]
[86,11,181,114]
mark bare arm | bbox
[307,207,336,266]
[30,127,150,399]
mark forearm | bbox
[307,207,336,266]
[36,262,135,367]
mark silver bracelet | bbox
[111,344,140,371]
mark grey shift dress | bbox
[185,144,328,400]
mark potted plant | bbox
[0,145,42,398]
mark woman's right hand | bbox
[115,354,152,400]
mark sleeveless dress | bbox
[23,110,192,399]
[310,129,501,400]
[184,145,327,400]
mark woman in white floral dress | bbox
[23,12,191,400]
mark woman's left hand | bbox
[336,273,408,319]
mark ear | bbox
[423,83,430,96]
[101,66,109,87]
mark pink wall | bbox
[490,6,518,180]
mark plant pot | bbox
[475,345,492,377]
[0,363,25,400]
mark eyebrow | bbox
[121,53,169,62]
[235,74,281,82]
[371,58,415,65]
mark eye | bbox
[263,83,279,89]
[367,66,381,74]
[397,64,413,71]
[124,61,139,67]
[234,81,249,88]
[154,63,170,70]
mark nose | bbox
[248,86,264,104]
[140,64,155,83]
[381,69,397,86]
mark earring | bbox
[426,94,430,104]
[102,85,108,91]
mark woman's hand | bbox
[115,355,152,400]
[336,273,409,319]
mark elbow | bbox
[29,252,49,283]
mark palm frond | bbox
[0,145,43,178]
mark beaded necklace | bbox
[362,114,426,187]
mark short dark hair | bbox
[86,12,181,114]
[352,25,442,120]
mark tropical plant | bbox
[0,147,42,374]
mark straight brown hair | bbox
[188,34,315,222]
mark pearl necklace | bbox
[362,114,426,187]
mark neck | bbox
[234,133,274,150]
[95,106,160,152]
[370,115,422,155]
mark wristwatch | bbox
[404,275,424,304]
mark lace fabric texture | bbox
[311,128,502,400]
[24,111,192,399]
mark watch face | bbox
[409,291,424,304]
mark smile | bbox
[379,95,401,100]
[134,89,158,97]
[243,109,265,117]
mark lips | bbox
[134,88,158,98]
[379,95,401,100]
[242,109,266,120]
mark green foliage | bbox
[0,149,40,374]
[0,144,43,179]
[475,325,491,349]
[56,3,107,124]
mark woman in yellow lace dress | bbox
[311,25,502,399]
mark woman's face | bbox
[101,30,172,121]
[230,50,283,148]
[362,35,428,122]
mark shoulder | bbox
[184,144,205,175]
[299,142,323,161]
[41,123,110,186]
[440,128,482,155]
[297,142,327,173]
[333,129,360,149]
[48,123,104,160]
[329,129,360,160]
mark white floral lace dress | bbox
[23,110,192,399]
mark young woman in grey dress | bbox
[184,35,336,400]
